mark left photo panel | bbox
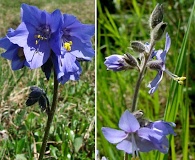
[0,1,95,159]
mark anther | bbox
[64,41,73,51]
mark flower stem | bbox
[38,73,59,160]
[131,42,155,112]
[124,152,128,160]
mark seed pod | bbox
[151,22,167,42]
[131,41,145,53]
[149,3,163,29]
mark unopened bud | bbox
[147,60,163,70]
[131,41,145,53]
[151,22,167,42]
[133,110,144,119]
[123,53,139,68]
[149,3,163,29]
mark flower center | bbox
[62,28,73,52]
[18,48,25,61]
[131,134,139,159]
[34,25,51,45]
[63,41,72,51]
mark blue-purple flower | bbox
[146,120,176,153]
[53,14,94,84]
[147,33,170,94]
[0,4,95,84]
[102,110,172,157]
[0,29,27,70]
[104,54,139,71]
[6,4,62,69]
[147,33,186,94]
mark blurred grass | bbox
[0,0,95,159]
[97,0,195,160]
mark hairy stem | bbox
[131,42,155,112]
[124,43,155,160]
[38,74,59,160]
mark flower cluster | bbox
[0,4,95,84]
[104,4,185,94]
[101,4,182,158]
[102,110,175,158]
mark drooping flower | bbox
[7,3,62,69]
[104,54,139,71]
[26,86,49,113]
[0,29,27,70]
[102,110,169,157]
[147,33,186,94]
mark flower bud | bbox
[131,41,145,53]
[149,3,163,29]
[123,53,139,69]
[147,60,164,70]
[151,22,167,42]
[133,110,144,119]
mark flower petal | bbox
[148,70,163,94]
[7,22,29,47]
[137,127,162,142]
[119,110,140,133]
[116,139,132,154]
[149,121,176,136]
[135,137,156,152]
[165,33,171,53]
[102,127,127,144]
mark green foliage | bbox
[97,0,195,159]
[0,0,95,159]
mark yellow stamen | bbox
[131,157,139,160]
[178,81,184,85]
[64,41,73,51]
[179,77,186,81]
[34,34,47,44]
[35,40,39,45]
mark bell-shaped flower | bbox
[0,29,27,70]
[61,14,95,59]
[7,3,62,69]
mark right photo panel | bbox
[97,1,195,160]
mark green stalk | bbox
[124,42,155,160]
[38,73,59,160]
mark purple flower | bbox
[0,29,27,70]
[104,54,138,71]
[104,55,126,71]
[147,33,171,94]
[52,53,82,84]
[7,4,62,69]
[148,120,176,136]
[146,120,176,153]
[0,4,95,84]
[61,14,95,59]
[102,110,168,156]
[51,14,95,84]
